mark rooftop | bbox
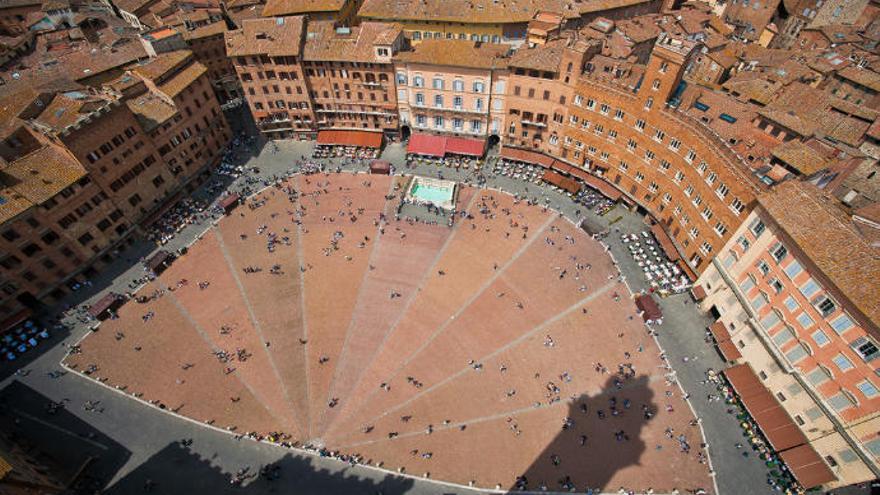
[836,66,880,93]
[757,180,880,330]
[770,140,830,175]
[508,37,565,72]
[0,145,87,207]
[357,0,577,24]
[182,20,227,40]
[262,0,347,17]
[394,39,509,70]
[225,16,305,57]
[132,49,192,83]
[302,21,400,63]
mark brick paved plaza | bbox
[65,172,713,493]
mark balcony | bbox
[521,119,547,128]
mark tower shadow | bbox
[102,442,418,495]
[512,374,656,493]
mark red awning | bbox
[691,284,707,301]
[571,169,621,201]
[218,193,240,211]
[780,444,837,489]
[724,364,809,452]
[542,169,581,194]
[370,160,391,174]
[635,294,662,321]
[407,133,447,157]
[445,136,485,157]
[1,308,32,334]
[145,250,173,273]
[709,320,731,342]
[551,160,576,175]
[717,340,742,361]
[650,223,681,262]
[88,292,124,319]
[317,129,383,148]
[499,146,555,168]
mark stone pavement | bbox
[0,128,775,494]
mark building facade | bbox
[0,51,230,326]
[393,39,509,140]
[697,180,880,488]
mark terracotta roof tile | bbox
[302,21,400,63]
[394,39,509,69]
[757,181,880,328]
[357,0,577,24]
[132,49,192,82]
[126,91,177,131]
[770,140,829,175]
[508,37,564,72]
[837,66,880,92]
[225,16,304,57]
[183,20,227,40]
[262,0,346,16]
[157,61,207,97]
[0,145,86,205]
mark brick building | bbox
[697,180,880,489]
[393,39,509,141]
[183,20,241,102]
[502,33,601,158]
[0,50,229,326]
[0,0,41,37]
[226,16,314,139]
[261,0,362,24]
[227,16,404,139]
[301,20,403,137]
[550,34,764,277]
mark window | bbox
[716,183,729,198]
[662,193,672,204]
[699,242,712,256]
[799,278,820,299]
[659,159,670,172]
[807,366,831,385]
[813,295,836,317]
[644,150,655,162]
[812,329,830,347]
[713,222,727,236]
[599,103,609,114]
[434,116,444,128]
[769,278,784,294]
[737,236,750,251]
[415,93,424,106]
[653,129,665,142]
[783,296,799,313]
[730,198,745,215]
[669,138,681,151]
[473,81,484,93]
[757,259,770,276]
[635,119,645,131]
[857,381,879,399]
[750,294,766,310]
[770,243,788,263]
[2,229,20,242]
[413,76,424,87]
[432,78,444,90]
[783,260,802,279]
[614,109,625,120]
[77,232,94,246]
[673,170,684,184]
[453,79,464,92]
[833,353,854,372]
[434,95,443,108]
[830,314,854,334]
[453,96,462,109]
[851,337,879,362]
[796,312,814,329]
[397,73,407,85]
[828,392,854,412]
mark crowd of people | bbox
[43,134,727,495]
